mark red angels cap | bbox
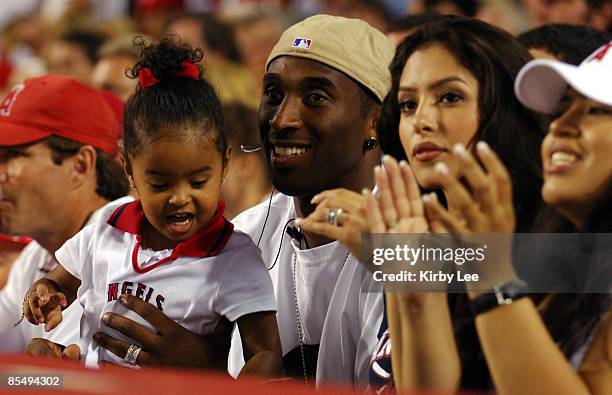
[515,41,612,114]
[0,75,121,155]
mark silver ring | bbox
[387,220,398,228]
[124,344,142,366]
[327,207,343,226]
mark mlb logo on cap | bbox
[292,37,312,49]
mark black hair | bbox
[168,13,243,63]
[387,12,445,33]
[531,176,612,363]
[379,15,546,232]
[358,84,380,119]
[586,0,607,10]
[348,0,391,25]
[59,30,106,64]
[45,136,130,201]
[198,14,242,64]
[518,24,612,65]
[424,0,480,17]
[378,15,548,390]
[123,36,226,165]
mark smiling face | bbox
[126,132,226,250]
[541,89,612,226]
[258,56,374,196]
[397,43,480,189]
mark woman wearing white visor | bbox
[377,41,612,394]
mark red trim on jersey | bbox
[107,200,234,273]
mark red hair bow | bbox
[139,60,200,89]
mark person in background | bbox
[132,0,184,39]
[385,12,444,45]
[518,23,611,63]
[541,0,611,33]
[344,0,390,32]
[91,34,142,101]
[408,0,480,18]
[221,103,272,219]
[45,29,105,85]
[166,13,260,109]
[232,12,284,93]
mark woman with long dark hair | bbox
[369,40,612,393]
[298,15,548,391]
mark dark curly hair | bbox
[122,36,226,164]
[518,24,612,66]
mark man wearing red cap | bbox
[0,75,130,355]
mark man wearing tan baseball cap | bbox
[85,14,395,387]
[225,14,394,386]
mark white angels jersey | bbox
[56,200,276,368]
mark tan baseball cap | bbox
[266,14,394,102]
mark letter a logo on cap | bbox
[0,83,25,117]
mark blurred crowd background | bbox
[0,0,610,105]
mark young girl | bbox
[21,38,281,376]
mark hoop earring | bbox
[221,177,228,183]
[363,137,377,152]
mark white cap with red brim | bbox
[515,41,612,114]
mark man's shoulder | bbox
[232,193,294,237]
[7,240,53,284]
[221,229,261,256]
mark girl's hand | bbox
[296,188,368,258]
[424,142,516,234]
[365,156,444,234]
[23,280,68,332]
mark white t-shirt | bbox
[228,193,383,387]
[0,196,133,353]
[55,200,276,368]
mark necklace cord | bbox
[256,187,275,247]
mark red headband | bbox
[138,60,200,89]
